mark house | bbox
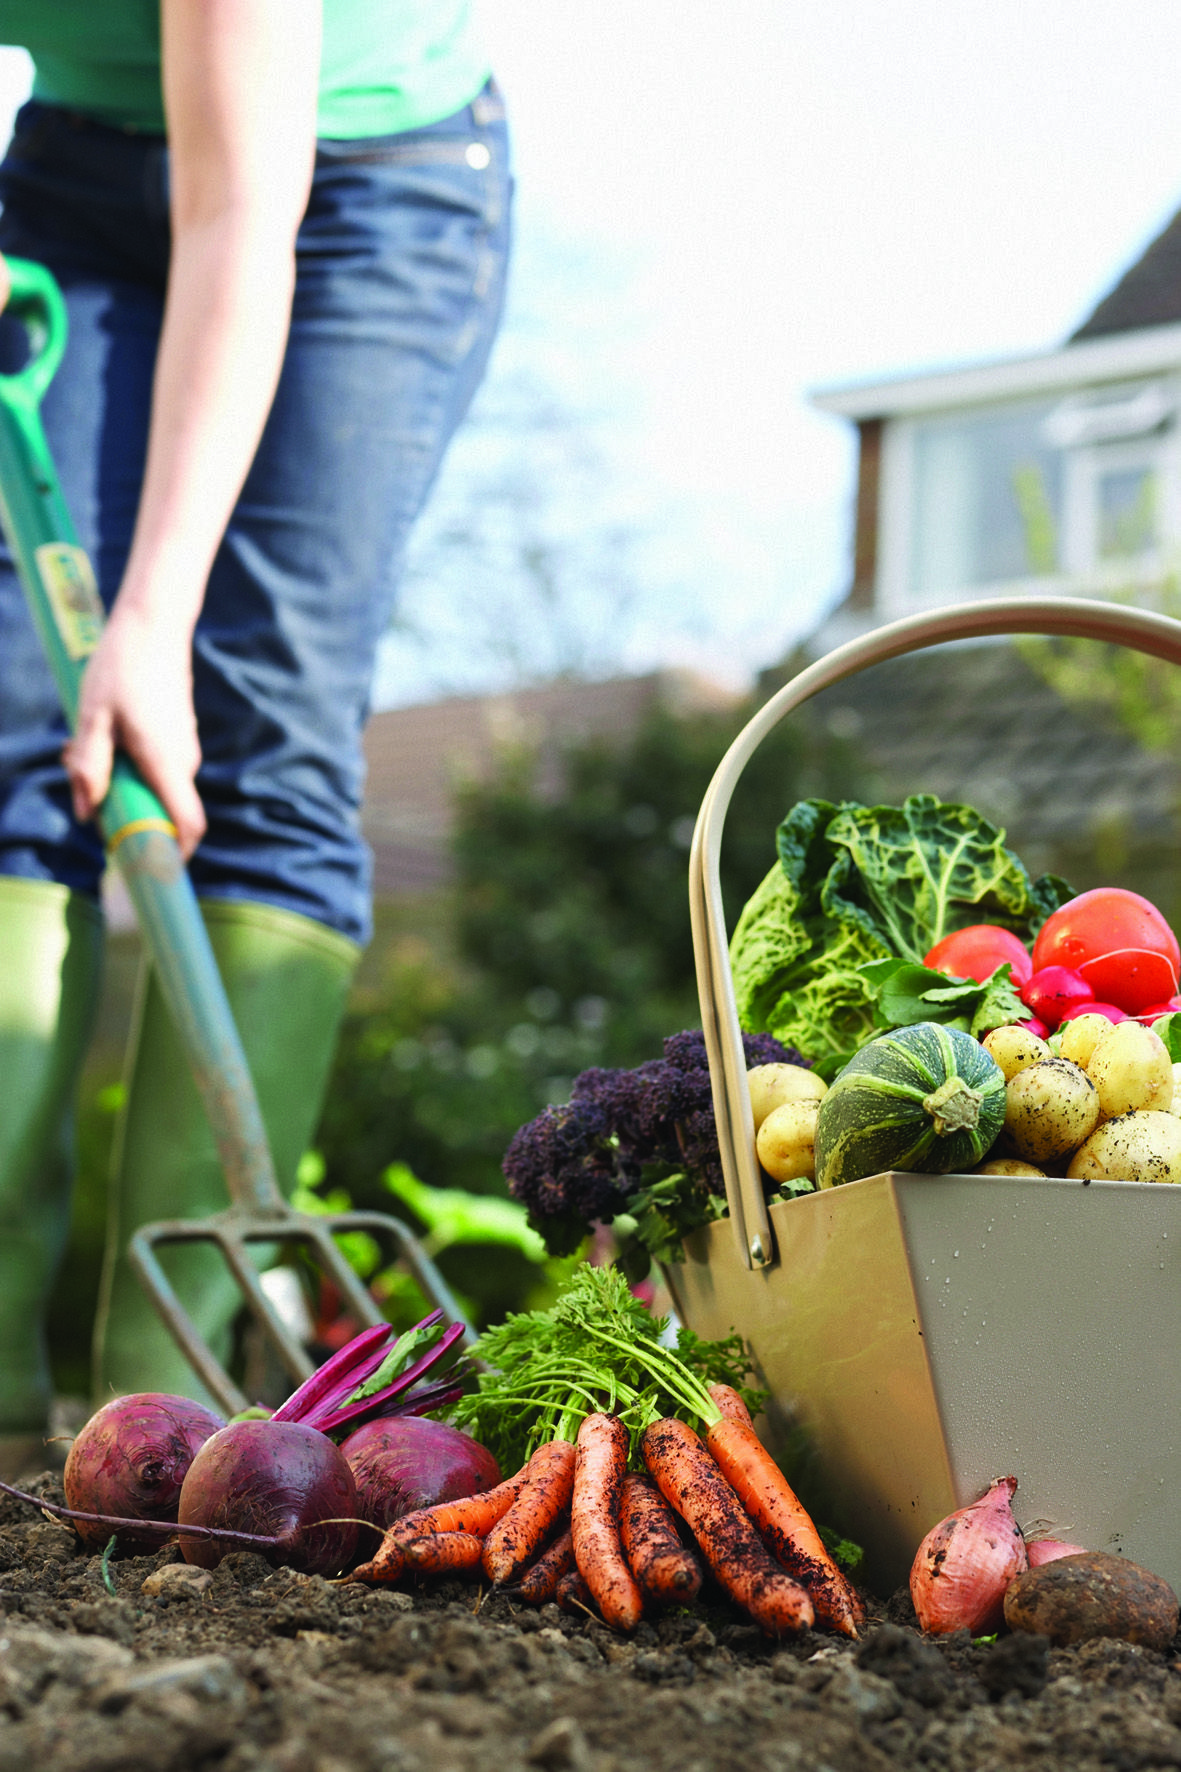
[776,211,1181,914]
[809,208,1181,648]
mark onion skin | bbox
[178,1420,359,1575]
[64,1393,224,1553]
[339,1416,500,1532]
[910,1475,1028,1635]
[1026,1536,1087,1568]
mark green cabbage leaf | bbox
[730,794,1072,1074]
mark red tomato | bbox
[923,924,1033,986]
[1031,888,1180,1015]
[1019,966,1094,1030]
[1056,1001,1128,1026]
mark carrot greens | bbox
[451,1264,762,1475]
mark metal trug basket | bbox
[665,596,1181,1597]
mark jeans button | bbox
[465,142,491,170]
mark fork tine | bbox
[127,1226,251,1417]
[212,1229,318,1390]
[126,1205,477,1416]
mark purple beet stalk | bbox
[270,1311,467,1439]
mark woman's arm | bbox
[66,0,322,856]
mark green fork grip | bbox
[0,256,283,1213]
[0,258,165,843]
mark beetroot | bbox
[178,1420,359,1575]
[63,1393,224,1553]
[339,1416,500,1530]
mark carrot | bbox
[506,1524,575,1604]
[391,1468,528,1542]
[618,1471,702,1606]
[641,1418,813,1638]
[555,1568,597,1617]
[400,1531,484,1576]
[705,1416,865,1638]
[482,1440,576,1585]
[708,1382,753,1428]
[570,1413,642,1632]
[348,1467,528,1584]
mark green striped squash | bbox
[814,1021,1006,1189]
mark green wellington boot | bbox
[92,897,359,1411]
[0,876,104,1471]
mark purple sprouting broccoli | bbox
[501,1098,637,1257]
[503,1028,805,1263]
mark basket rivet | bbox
[749,1234,767,1265]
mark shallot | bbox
[910,1475,1028,1635]
[1025,1536,1087,1568]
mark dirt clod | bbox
[0,1473,1176,1770]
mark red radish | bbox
[1139,999,1181,1022]
[339,1416,500,1531]
[909,1476,1028,1635]
[178,1420,359,1576]
[1017,1017,1050,1039]
[1020,966,1094,1030]
[1056,1001,1128,1026]
[63,1393,224,1553]
[1025,1536,1087,1567]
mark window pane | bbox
[1096,465,1157,559]
[911,402,1063,597]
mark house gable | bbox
[1072,205,1181,342]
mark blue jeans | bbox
[0,90,511,945]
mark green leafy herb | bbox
[451,1263,761,1475]
[618,1169,729,1271]
[731,794,1071,1066]
[861,958,1027,1038]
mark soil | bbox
[1,1473,1179,1772]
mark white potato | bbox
[982,1024,1051,1082]
[1004,1058,1100,1164]
[755,1099,819,1184]
[974,1158,1048,1177]
[1058,1012,1120,1071]
[1066,1110,1181,1184]
[747,1062,826,1132]
[1084,1021,1173,1118]
[1168,1063,1181,1117]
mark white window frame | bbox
[876,382,1181,619]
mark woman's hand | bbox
[65,604,206,858]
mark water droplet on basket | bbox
[953,1249,960,1257]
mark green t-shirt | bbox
[0,0,492,138]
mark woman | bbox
[0,0,511,1462]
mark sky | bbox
[387,0,1181,701]
[4,6,1181,703]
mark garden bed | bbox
[1,1473,1178,1772]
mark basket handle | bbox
[690,594,1181,1273]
